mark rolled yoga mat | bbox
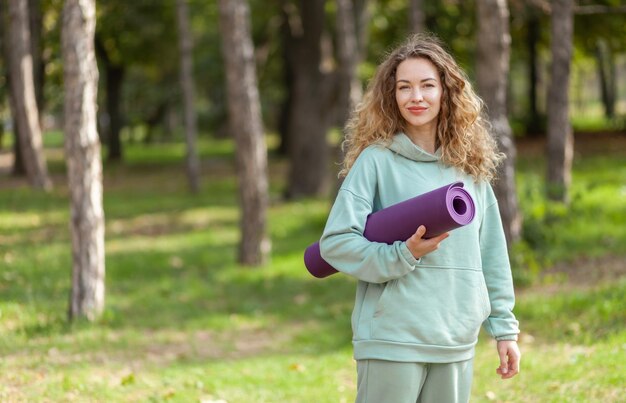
[304,181,475,278]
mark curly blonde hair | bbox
[340,33,503,182]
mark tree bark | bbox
[277,7,295,156]
[1,1,27,175]
[595,39,615,119]
[7,0,51,190]
[526,7,542,135]
[6,88,27,176]
[28,0,45,121]
[410,0,425,33]
[285,0,332,198]
[62,0,106,321]
[354,0,371,58]
[94,36,125,162]
[218,0,271,266]
[546,0,574,202]
[175,0,201,193]
[476,0,521,246]
[335,0,362,126]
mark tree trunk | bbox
[595,39,615,119]
[105,64,124,161]
[334,0,370,191]
[277,8,294,156]
[0,4,5,152]
[410,0,425,33]
[7,0,51,190]
[175,0,201,193]
[28,0,45,122]
[218,0,271,266]
[285,0,332,198]
[6,89,27,176]
[143,101,168,144]
[1,0,26,174]
[95,36,124,162]
[0,111,3,150]
[335,0,362,126]
[354,0,371,58]
[546,0,574,202]
[526,7,542,135]
[62,0,106,321]
[476,0,521,247]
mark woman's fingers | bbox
[412,225,427,239]
[410,226,449,242]
[424,232,449,249]
[406,227,450,258]
[429,232,449,243]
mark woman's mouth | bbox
[408,106,428,114]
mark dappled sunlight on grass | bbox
[1,135,625,401]
[106,207,238,244]
[1,345,357,402]
[515,148,626,267]
[0,223,70,248]
[106,231,237,255]
[0,210,60,231]
[473,332,626,402]
[516,278,626,344]
[111,206,237,233]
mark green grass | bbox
[1,135,625,402]
[571,113,626,133]
[515,148,626,266]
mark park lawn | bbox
[1,134,625,402]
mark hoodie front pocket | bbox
[353,281,388,340]
[373,279,397,317]
[371,267,488,346]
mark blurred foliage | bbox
[96,0,179,140]
[575,0,626,54]
[3,0,624,140]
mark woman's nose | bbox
[412,88,424,101]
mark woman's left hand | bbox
[496,340,521,379]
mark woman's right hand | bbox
[405,225,449,259]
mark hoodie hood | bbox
[386,132,440,163]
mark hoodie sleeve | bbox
[319,150,419,284]
[480,185,521,341]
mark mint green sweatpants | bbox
[356,359,474,403]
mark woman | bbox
[319,34,521,403]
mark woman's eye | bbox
[399,86,410,91]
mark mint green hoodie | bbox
[319,133,520,363]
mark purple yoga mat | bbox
[304,181,475,278]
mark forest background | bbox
[0,0,625,401]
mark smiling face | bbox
[395,57,442,139]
